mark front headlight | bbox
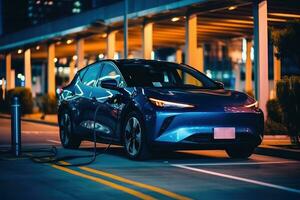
[149,98,194,108]
[245,101,259,108]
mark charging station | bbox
[11,96,21,157]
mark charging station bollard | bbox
[11,96,21,157]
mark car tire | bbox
[59,111,81,149]
[226,145,255,159]
[123,111,151,160]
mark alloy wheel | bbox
[124,117,142,157]
[60,113,71,146]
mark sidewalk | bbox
[0,113,58,126]
[256,135,300,160]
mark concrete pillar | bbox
[41,63,46,94]
[196,46,204,72]
[24,49,32,89]
[47,44,55,95]
[5,53,12,90]
[175,49,182,64]
[185,14,197,68]
[142,22,153,59]
[253,0,269,118]
[123,0,128,59]
[11,69,15,88]
[76,38,85,70]
[273,46,281,94]
[69,60,76,82]
[234,63,241,91]
[1,77,5,99]
[106,31,117,59]
[245,38,253,93]
[217,41,223,61]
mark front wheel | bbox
[59,112,81,149]
[123,111,151,160]
[226,145,255,159]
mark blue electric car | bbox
[58,59,264,160]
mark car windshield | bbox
[117,61,218,89]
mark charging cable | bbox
[1,102,112,167]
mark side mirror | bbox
[100,79,119,90]
[215,81,225,89]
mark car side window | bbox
[182,72,204,87]
[81,63,102,87]
[98,62,126,87]
[175,68,204,87]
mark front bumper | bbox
[144,109,264,149]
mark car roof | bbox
[77,59,197,76]
[114,59,173,65]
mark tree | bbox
[276,76,300,146]
[272,20,300,69]
[272,21,300,145]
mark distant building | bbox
[27,0,92,26]
[2,0,28,34]
[2,0,94,34]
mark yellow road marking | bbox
[52,164,156,200]
[79,166,192,200]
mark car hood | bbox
[143,88,251,109]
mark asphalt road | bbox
[0,117,300,200]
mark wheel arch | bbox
[119,101,144,144]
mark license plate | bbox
[214,127,236,139]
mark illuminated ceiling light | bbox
[66,39,73,44]
[101,33,107,38]
[54,58,58,63]
[72,55,78,60]
[17,49,23,54]
[72,8,81,13]
[35,45,40,50]
[269,13,300,18]
[48,1,53,5]
[113,53,119,59]
[98,53,104,59]
[228,6,237,11]
[171,17,180,22]
[20,75,25,81]
[151,51,155,60]
[58,67,63,73]
[267,18,287,22]
[74,1,81,7]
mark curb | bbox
[0,114,58,127]
[263,135,289,139]
[255,146,300,161]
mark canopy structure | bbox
[0,0,299,117]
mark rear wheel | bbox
[59,111,81,149]
[123,111,151,160]
[226,145,255,159]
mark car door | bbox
[90,61,126,141]
[75,62,102,136]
